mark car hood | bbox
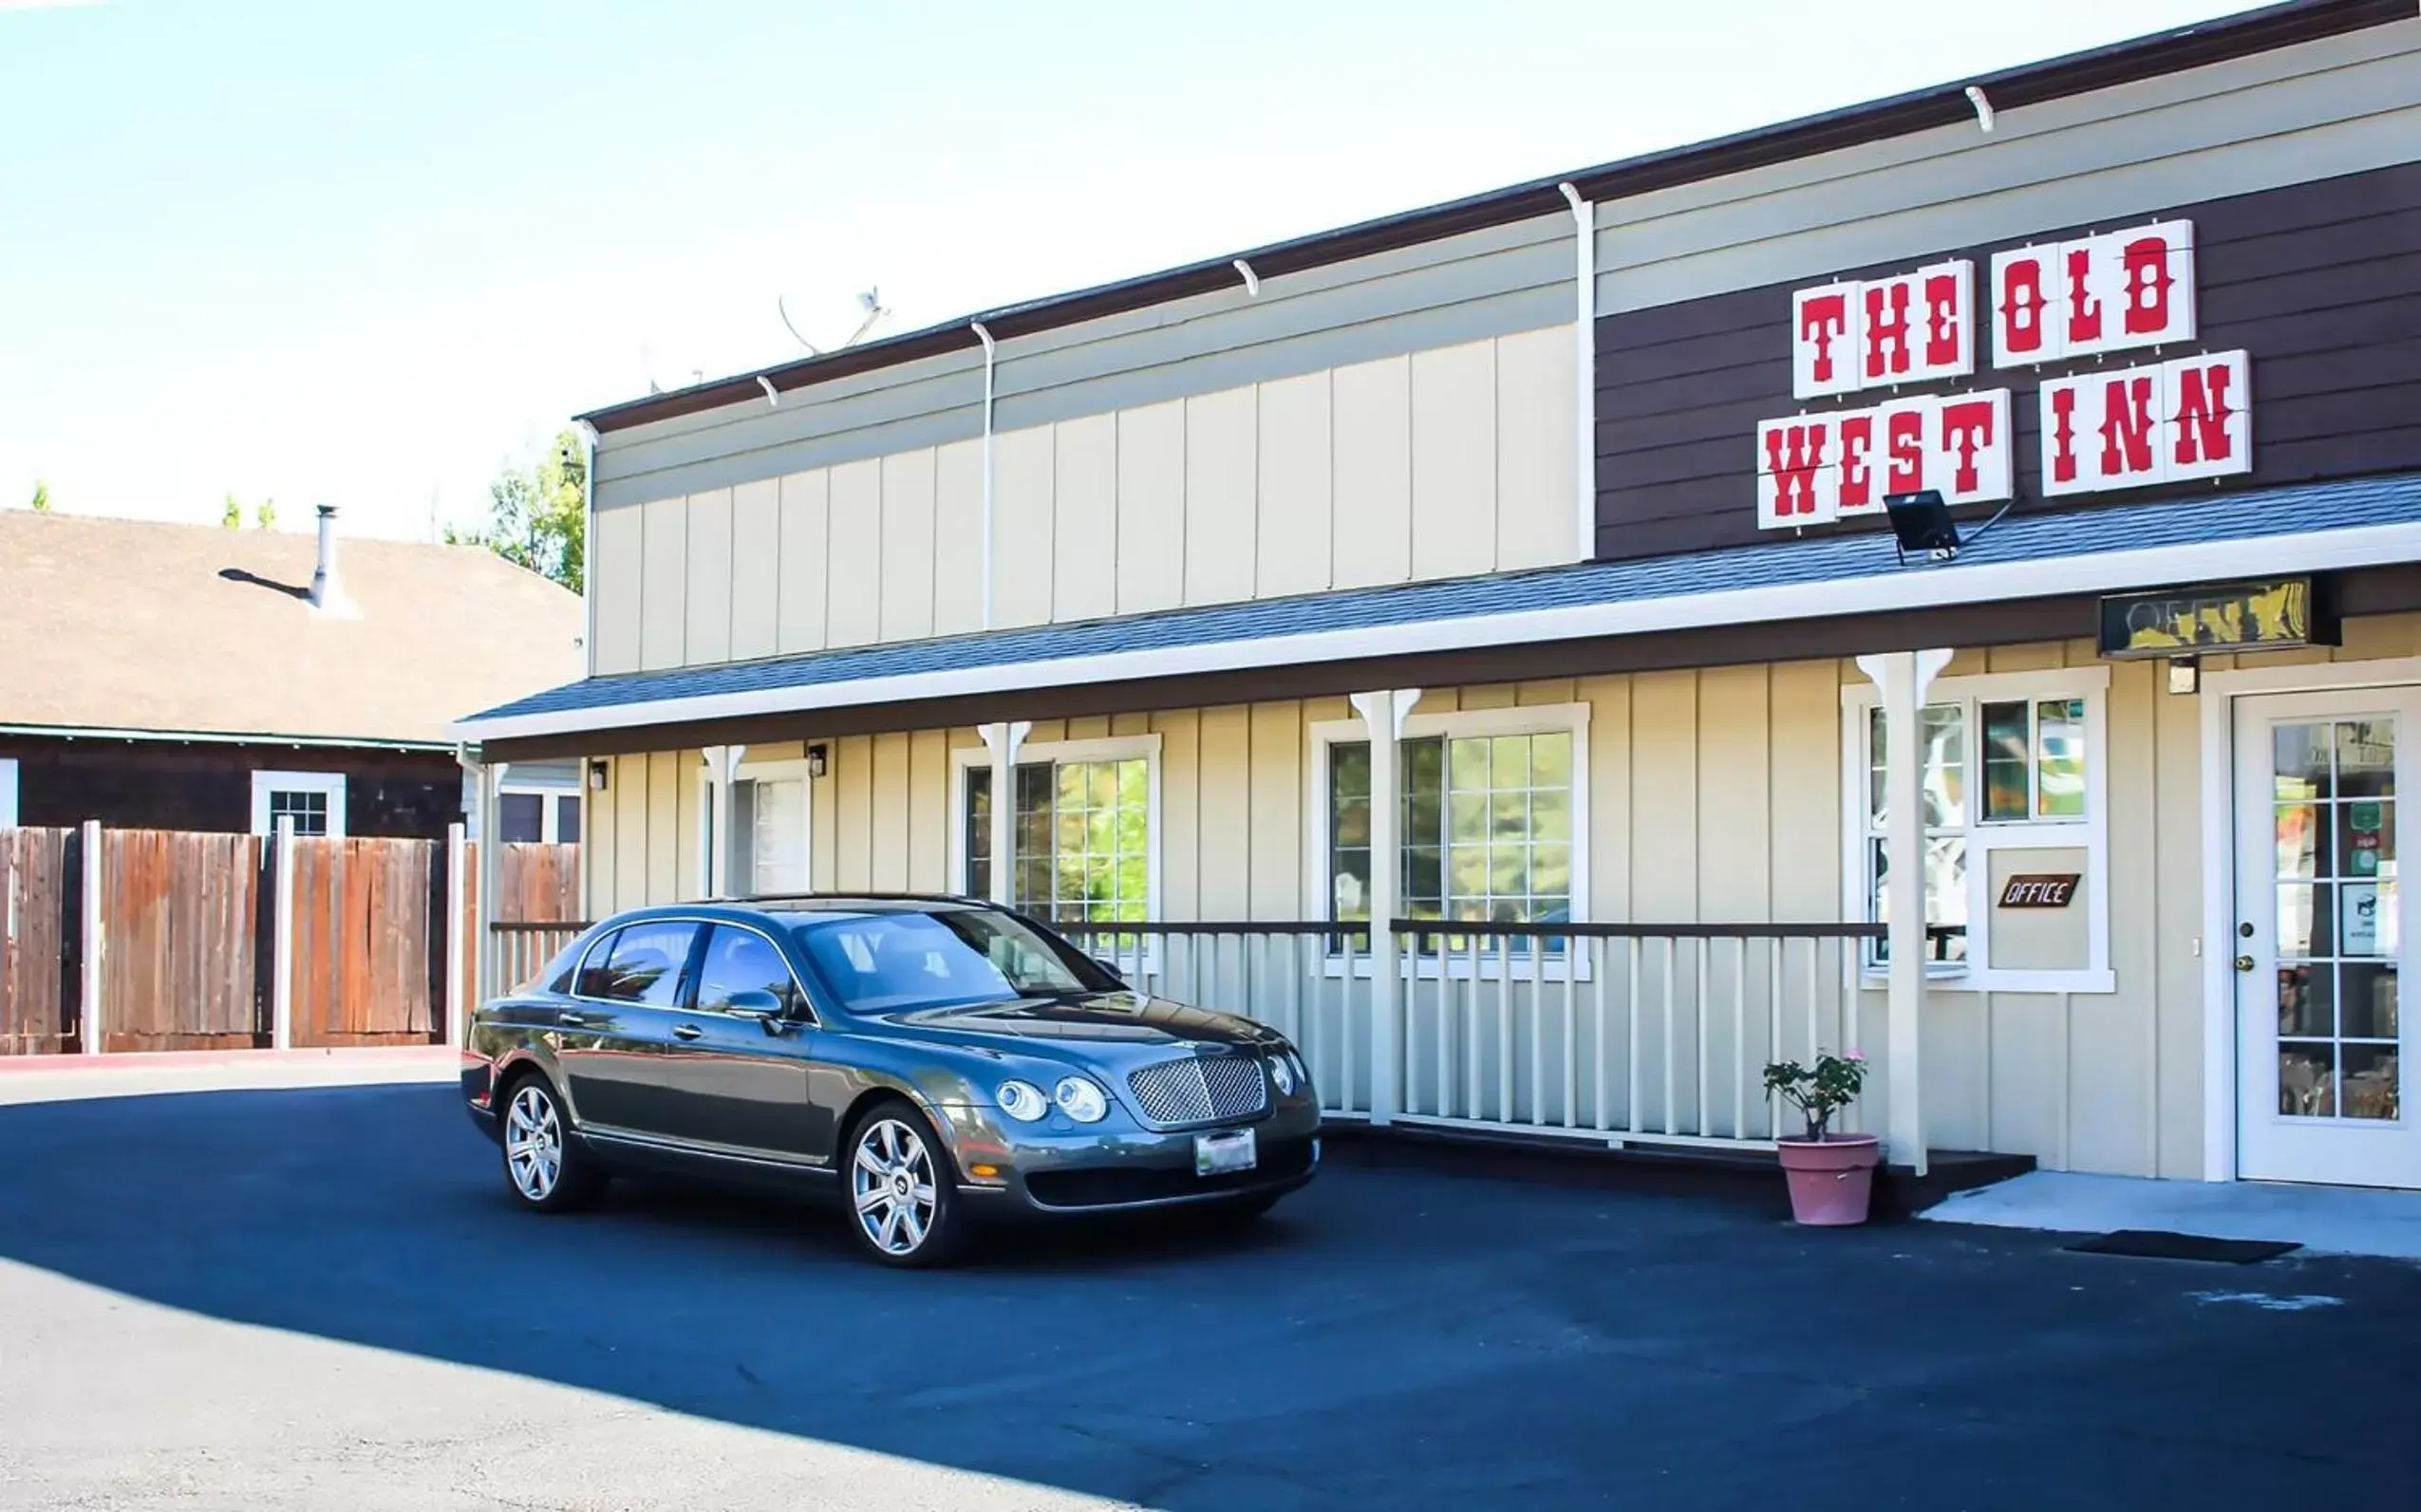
[871,991,1279,1051]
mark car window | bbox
[590,921,700,1006]
[793,908,1114,1015]
[695,925,805,1016]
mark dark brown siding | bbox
[1595,161,2421,561]
[0,737,464,838]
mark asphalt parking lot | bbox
[2,1080,2417,1511]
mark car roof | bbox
[602,893,994,925]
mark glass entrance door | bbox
[2234,689,2418,1187]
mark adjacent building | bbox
[456,0,2421,1190]
[4,506,584,840]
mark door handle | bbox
[671,1023,704,1041]
[2234,955,2258,973]
[557,1010,591,1028]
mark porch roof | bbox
[457,471,2421,749]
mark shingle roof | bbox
[1,510,585,744]
[464,472,2421,730]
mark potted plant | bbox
[1761,1050,1879,1225]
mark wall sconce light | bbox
[588,758,610,792]
[807,743,830,779]
[2168,655,2201,696]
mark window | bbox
[1329,731,1573,929]
[497,793,546,844]
[583,922,700,1006]
[793,907,1115,1016]
[250,771,347,838]
[700,757,812,897]
[695,924,807,1017]
[957,738,1155,925]
[1846,669,2111,991]
[0,757,18,828]
[496,784,581,843]
[1309,705,1589,973]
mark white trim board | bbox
[453,521,2421,744]
[0,756,17,828]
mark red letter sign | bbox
[1756,418,1838,527]
[1997,221,2195,366]
[1792,261,1971,398]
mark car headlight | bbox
[1054,1075,1109,1124]
[996,1079,1049,1122]
[1267,1053,1297,1097]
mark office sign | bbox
[1999,873,2080,908]
[2096,578,2332,659]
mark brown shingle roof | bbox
[0,510,584,745]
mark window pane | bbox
[1868,707,1887,824]
[2036,698,2087,818]
[497,793,544,844]
[1531,731,1571,789]
[1868,836,1969,965]
[1490,735,1531,790]
[1447,737,1491,793]
[1015,757,1150,925]
[965,767,992,899]
[1923,704,1964,828]
[555,794,582,845]
[695,925,802,1016]
[268,789,331,837]
[597,922,698,1005]
[1980,700,2029,822]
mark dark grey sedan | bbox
[460,896,1320,1265]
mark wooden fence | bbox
[0,829,74,1055]
[0,826,580,1055]
[103,830,266,1051]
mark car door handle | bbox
[557,1010,591,1029]
[671,1023,704,1041]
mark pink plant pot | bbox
[1774,1134,1882,1226]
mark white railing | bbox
[1052,922,1376,1120]
[1056,918,1883,1151]
[489,920,590,998]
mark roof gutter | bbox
[449,517,2421,745]
[0,723,456,752]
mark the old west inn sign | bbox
[1756,222,2251,526]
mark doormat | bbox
[2064,1229,2301,1263]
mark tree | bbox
[449,427,586,592]
[255,500,276,532]
[28,479,49,513]
[221,494,241,529]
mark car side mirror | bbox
[1094,957,1125,981]
[725,988,785,1021]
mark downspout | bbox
[1558,182,1595,563]
[972,321,998,630]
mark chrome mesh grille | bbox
[1127,1055,1269,1125]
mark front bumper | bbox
[936,1097,1323,1215]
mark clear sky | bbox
[2,0,2233,542]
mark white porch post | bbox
[1856,649,1952,1177]
[444,821,467,1047]
[471,757,501,1008]
[272,814,296,1051]
[979,720,1031,905]
[1349,689,1423,1126]
[703,744,747,897]
[78,819,103,1056]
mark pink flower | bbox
[1845,1050,1867,1063]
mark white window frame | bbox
[1306,701,1592,980]
[1839,667,2113,995]
[496,782,580,844]
[0,756,17,828]
[250,770,347,838]
[696,754,815,899]
[948,733,1163,937]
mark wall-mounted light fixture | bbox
[588,758,610,792]
[807,743,830,779]
[2168,655,2201,696]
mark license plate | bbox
[1194,1128,1257,1176]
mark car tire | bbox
[497,1071,603,1214]
[842,1098,967,1268]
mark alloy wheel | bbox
[504,1083,564,1203]
[851,1117,939,1257]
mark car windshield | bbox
[790,908,1115,1015]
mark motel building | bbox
[457,2,2421,1194]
